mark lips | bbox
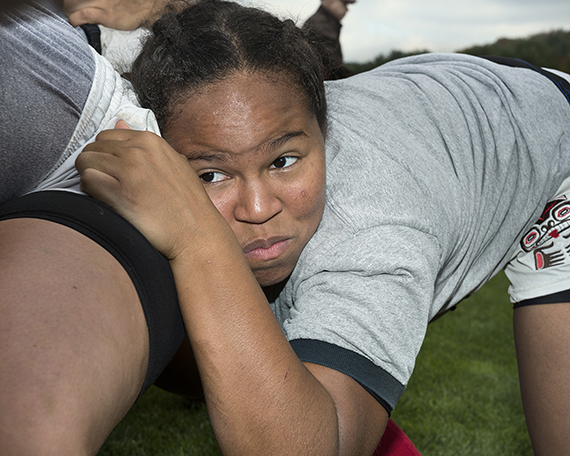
[242,237,292,262]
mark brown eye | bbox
[199,171,228,183]
[271,156,298,169]
[200,172,215,182]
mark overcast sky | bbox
[243,0,570,62]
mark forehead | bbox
[164,72,314,156]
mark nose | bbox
[233,180,282,224]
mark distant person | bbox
[303,0,356,79]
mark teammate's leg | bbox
[0,218,149,455]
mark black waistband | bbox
[481,55,570,106]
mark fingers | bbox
[76,128,188,203]
[76,146,122,177]
[115,119,131,130]
[77,132,156,187]
[76,129,145,203]
[78,166,121,206]
[76,144,130,213]
[86,128,159,151]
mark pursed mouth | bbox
[243,238,292,262]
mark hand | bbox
[63,0,172,29]
[76,121,225,260]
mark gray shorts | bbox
[0,2,94,203]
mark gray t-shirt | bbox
[0,3,95,203]
[270,53,570,411]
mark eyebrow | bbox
[185,152,230,163]
[262,131,307,153]
[185,131,307,162]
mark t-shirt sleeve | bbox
[282,225,441,412]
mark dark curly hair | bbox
[130,0,328,134]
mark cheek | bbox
[288,173,326,222]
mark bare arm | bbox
[514,303,570,455]
[166,217,387,455]
[77,126,388,455]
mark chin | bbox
[253,265,292,287]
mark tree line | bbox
[346,29,570,74]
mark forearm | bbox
[170,227,341,455]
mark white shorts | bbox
[506,175,570,304]
[30,47,160,196]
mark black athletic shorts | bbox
[0,190,186,396]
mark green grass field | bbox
[391,272,532,455]
[99,272,532,455]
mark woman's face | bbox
[164,72,327,286]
